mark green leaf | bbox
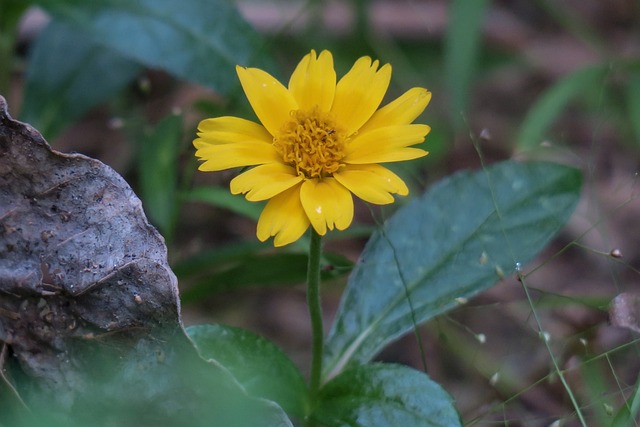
[92,332,294,427]
[0,0,30,96]
[181,252,314,300]
[22,0,274,138]
[516,65,608,150]
[313,364,461,427]
[323,161,582,378]
[183,186,264,221]
[39,0,275,92]
[444,0,490,129]
[21,20,142,138]
[62,331,294,427]
[178,248,352,302]
[186,324,308,418]
[173,240,266,278]
[139,113,183,240]
[0,0,30,28]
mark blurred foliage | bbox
[2,0,640,425]
[444,0,490,129]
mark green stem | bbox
[307,230,324,402]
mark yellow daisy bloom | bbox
[194,50,431,246]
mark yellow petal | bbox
[344,124,430,164]
[230,163,303,201]
[331,56,391,136]
[300,178,354,235]
[348,124,430,152]
[346,147,428,165]
[196,116,273,145]
[195,141,280,171]
[288,50,336,112]
[333,164,408,205]
[236,65,298,136]
[359,88,432,133]
[257,185,309,247]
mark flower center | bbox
[273,107,346,179]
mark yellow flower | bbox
[194,50,431,246]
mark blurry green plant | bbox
[180,159,581,427]
[443,0,640,153]
[7,0,640,426]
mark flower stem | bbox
[307,230,324,401]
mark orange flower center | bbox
[273,107,347,179]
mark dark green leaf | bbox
[187,324,308,418]
[173,240,266,279]
[324,161,582,378]
[516,65,608,150]
[21,20,142,138]
[139,112,183,239]
[39,0,275,91]
[0,0,30,97]
[179,250,352,302]
[0,0,30,29]
[183,186,264,221]
[181,252,310,301]
[313,364,460,427]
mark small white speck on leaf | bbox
[489,372,499,386]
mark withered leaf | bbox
[610,292,640,334]
[0,94,180,399]
[0,97,292,426]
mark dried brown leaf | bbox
[610,292,640,334]
[0,95,183,404]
